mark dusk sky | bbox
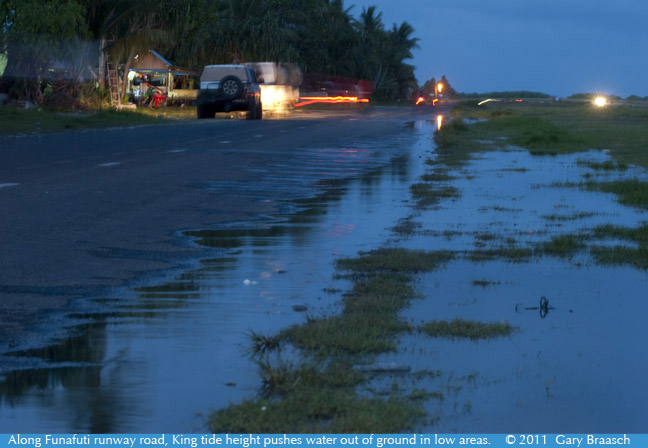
[350,0,647,98]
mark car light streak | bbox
[295,96,370,107]
[416,96,425,105]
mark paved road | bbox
[0,106,443,355]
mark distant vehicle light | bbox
[477,98,500,106]
[593,96,607,107]
[416,96,425,105]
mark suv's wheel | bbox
[220,75,243,99]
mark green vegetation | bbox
[578,160,628,171]
[409,183,460,207]
[419,319,516,340]
[446,100,648,170]
[209,358,424,433]
[335,248,454,274]
[470,247,533,263]
[0,106,164,134]
[211,248,455,432]
[539,234,587,257]
[586,179,648,210]
[590,224,648,270]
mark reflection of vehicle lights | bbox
[436,114,443,131]
[295,96,370,107]
[593,96,607,107]
[416,96,425,105]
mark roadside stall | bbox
[127,50,198,107]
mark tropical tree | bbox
[0,0,88,102]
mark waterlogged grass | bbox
[539,234,587,257]
[209,360,424,433]
[586,179,648,210]
[410,183,460,207]
[211,248,455,431]
[470,247,533,263]
[335,248,455,274]
[589,223,648,269]
[448,100,648,170]
[419,319,516,340]
[277,274,415,357]
[578,160,629,171]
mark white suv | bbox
[196,65,262,119]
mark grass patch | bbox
[470,247,533,262]
[210,248,450,431]
[419,319,516,340]
[391,218,421,235]
[209,359,424,433]
[277,274,415,357]
[539,234,587,257]
[590,245,648,270]
[335,248,454,273]
[586,179,648,210]
[542,212,597,221]
[578,160,629,171]
[420,171,456,182]
[588,223,648,269]
[410,183,460,207]
[450,101,648,169]
[0,106,166,134]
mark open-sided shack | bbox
[127,50,198,105]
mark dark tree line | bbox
[0,0,420,104]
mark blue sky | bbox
[350,0,647,97]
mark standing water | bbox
[0,119,436,432]
[2,118,647,433]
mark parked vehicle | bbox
[196,65,262,119]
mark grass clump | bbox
[410,183,460,207]
[539,234,587,257]
[210,359,423,433]
[586,179,648,210]
[278,274,414,357]
[588,223,648,269]
[578,160,629,171]
[469,247,533,262]
[336,248,454,273]
[419,319,516,340]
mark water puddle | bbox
[0,120,434,432]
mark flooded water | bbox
[372,147,648,432]
[0,119,431,432]
[2,118,647,433]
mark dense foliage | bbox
[0,0,420,103]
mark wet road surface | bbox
[0,107,440,353]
